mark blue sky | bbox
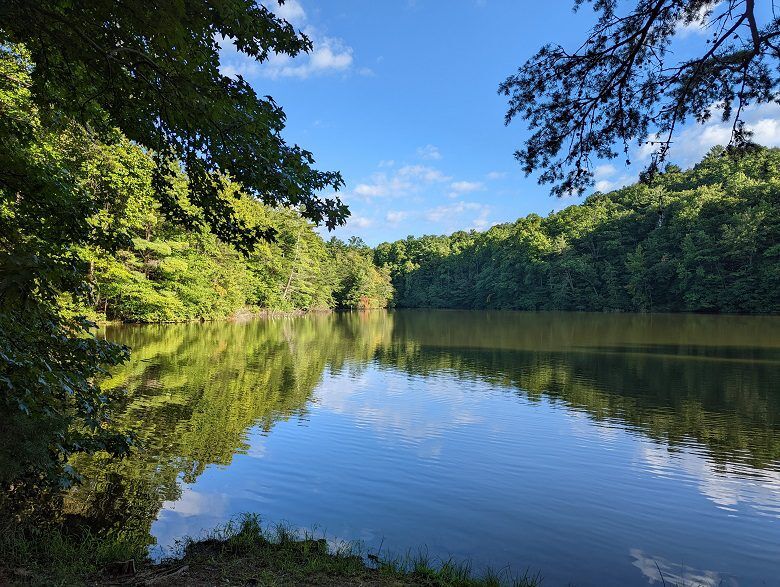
[221,1,780,245]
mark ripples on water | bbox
[64,311,780,586]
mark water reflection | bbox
[639,443,780,516]
[64,310,780,586]
[629,549,735,587]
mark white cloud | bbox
[344,159,500,235]
[639,102,780,167]
[306,35,352,70]
[675,3,716,37]
[747,116,780,145]
[594,180,614,192]
[352,165,450,200]
[486,171,507,180]
[425,201,494,232]
[470,207,493,230]
[417,144,442,160]
[593,164,616,179]
[260,33,353,79]
[593,165,618,192]
[267,0,306,24]
[221,2,355,80]
[398,164,450,183]
[354,183,385,197]
[348,215,374,228]
[425,201,482,223]
[450,180,484,193]
[385,211,408,224]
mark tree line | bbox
[2,0,778,518]
[0,34,385,501]
[375,147,780,314]
[78,137,392,323]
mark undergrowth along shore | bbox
[0,514,541,586]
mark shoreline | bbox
[1,515,540,586]
[95,306,780,327]
[95,306,402,326]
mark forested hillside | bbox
[375,148,780,314]
[70,146,780,319]
[75,138,392,322]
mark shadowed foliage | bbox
[500,0,780,195]
[0,0,351,501]
[376,147,780,314]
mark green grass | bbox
[0,522,147,586]
[159,514,542,586]
[0,514,541,586]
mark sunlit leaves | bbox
[378,147,780,313]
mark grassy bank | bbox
[0,515,540,586]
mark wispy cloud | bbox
[448,180,485,199]
[425,201,492,232]
[220,1,355,79]
[270,0,306,23]
[386,211,409,224]
[354,183,384,197]
[352,164,452,199]
[348,215,374,228]
[340,156,500,239]
[638,102,780,166]
[426,201,478,222]
[450,180,484,193]
[417,144,442,160]
[400,165,451,183]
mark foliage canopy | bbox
[500,0,780,196]
[1,0,347,246]
[0,0,354,497]
[376,147,780,313]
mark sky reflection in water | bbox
[76,311,780,586]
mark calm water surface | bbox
[71,311,780,586]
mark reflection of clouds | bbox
[630,549,735,587]
[565,409,622,443]
[639,444,780,516]
[242,436,268,459]
[314,368,488,454]
[161,486,229,518]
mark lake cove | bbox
[64,310,780,586]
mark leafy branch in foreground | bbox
[0,0,350,503]
[1,0,348,249]
[500,0,780,196]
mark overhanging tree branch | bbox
[500,0,780,196]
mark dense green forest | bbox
[84,147,780,321]
[375,147,780,314]
[77,137,392,323]
[0,26,387,503]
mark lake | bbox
[70,310,780,586]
